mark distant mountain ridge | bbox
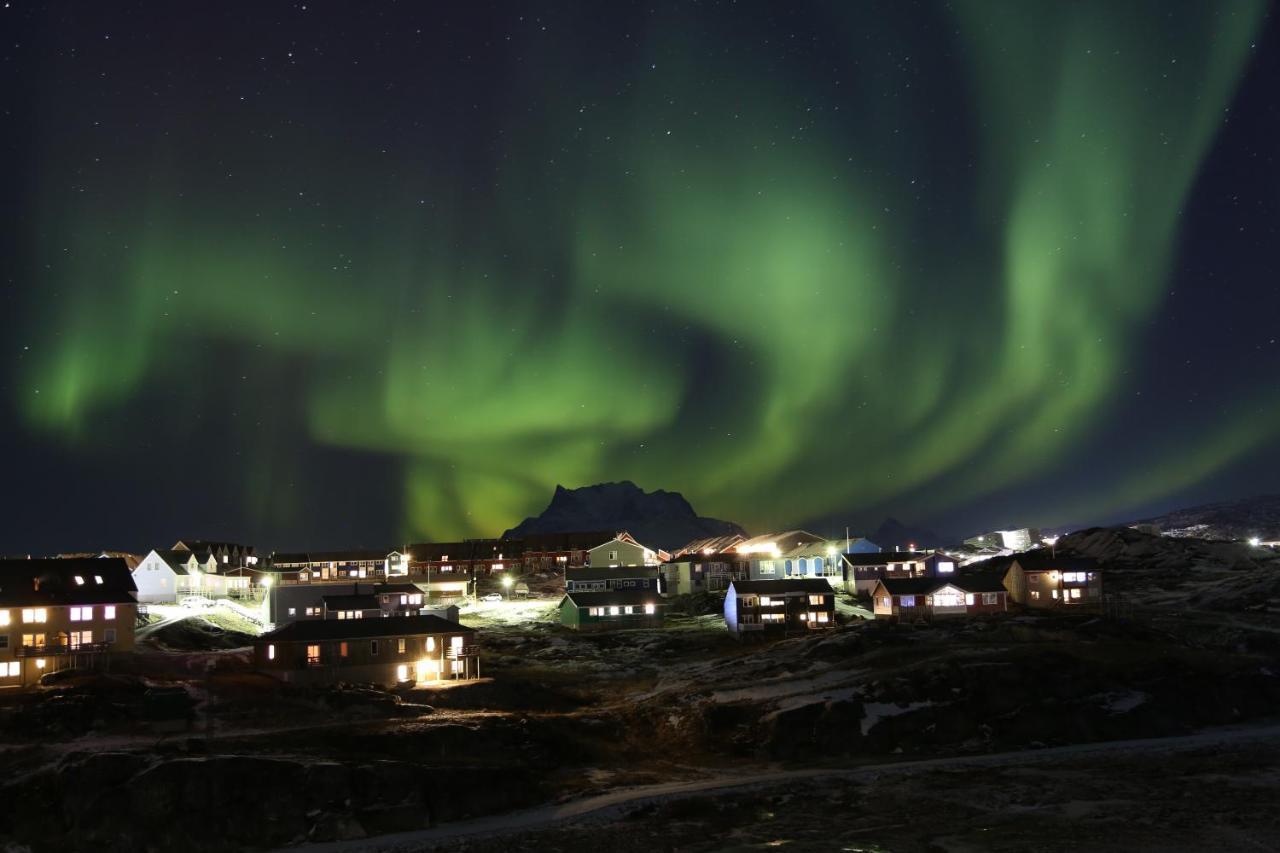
[503,481,747,552]
[1130,494,1280,541]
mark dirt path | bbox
[284,720,1280,852]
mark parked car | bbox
[481,593,503,602]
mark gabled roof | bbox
[875,574,1008,596]
[671,533,748,558]
[561,590,665,607]
[1009,552,1098,573]
[374,583,425,596]
[0,558,137,607]
[520,530,619,551]
[566,566,658,581]
[729,578,832,595]
[174,540,255,555]
[270,549,392,565]
[735,530,830,558]
[260,614,472,643]
[841,550,931,566]
[151,549,198,572]
[321,594,380,610]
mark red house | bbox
[871,576,1008,621]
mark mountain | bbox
[503,481,747,552]
[871,517,943,551]
[1130,494,1280,541]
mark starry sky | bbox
[2,1,1278,553]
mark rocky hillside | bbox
[1055,526,1280,610]
[503,481,746,551]
[1130,493,1280,541]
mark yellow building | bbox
[0,557,138,689]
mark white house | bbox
[587,533,664,567]
[741,531,842,588]
[132,549,230,604]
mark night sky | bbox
[2,2,1278,554]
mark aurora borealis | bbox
[3,2,1279,551]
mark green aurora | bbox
[12,1,1279,542]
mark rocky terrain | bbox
[503,481,747,551]
[1130,493,1280,541]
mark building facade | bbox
[1002,554,1102,608]
[564,566,660,593]
[558,590,665,631]
[0,558,138,689]
[871,576,1008,621]
[841,550,958,596]
[723,579,835,638]
[254,615,479,686]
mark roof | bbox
[260,614,473,643]
[841,550,931,566]
[174,540,255,555]
[321,594,380,610]
[1009,552,1097,573]
[0,558,138,607]
[875,574,1008,596]
[566,566,658,581]
[374,583,425,595]
[561,590,665,607]
[150,549,198,571]
[270,549,393,565]
[519,531,619,552]
[729,579,833,595]
[671,533,747,558]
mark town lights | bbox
[501,574,514,599]
[1248,537,1261,548]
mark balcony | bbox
[446,644,479,659]
[15,641,111,657]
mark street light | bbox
[501,574,514,600]
[1248,537,1261,548]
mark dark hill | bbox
[503,481,746,552]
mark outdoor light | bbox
[501,575,514,588]
[1248,537,1261,548]
[261,576,273,588]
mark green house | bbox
[558,590,665,632]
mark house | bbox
[320,593,381,621]
[587,533,665,567]
[254,614,478,686]
[558,590,664,631]
[871,576,1008,621]
[964,528,1042,552]
[1002,553,1102,608]
[518,531,616,572]
[173,540,259,569]
[723,579,835,637]
[269,549,403,583]
[132,549,230,603]
[406,540,521,580]
[741,531,841,587]
[841,550,958,595]
[659,551,749,596]
[842,537,881,554]
[565,566,660,593]
[0,558,138,689]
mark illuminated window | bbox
[965,594,975,605]
[608,606,620,616]
[70,630,93,648]
[1030,590,1041,600]
[71,607,93,622]
[760,596,773,606]
[1051,590,1059,599]
[427,636,436,652]
[938,562,955,574]
[268,644,276,660]
[340,642,349,657]
[4,661,18,677]
[644,603,656,615]
[1069,588,1082,600]
[397,638,406,654]
[288,608,297,616]
[983,593,999,605]
[337,611,346,620]
[808,595,824,605]
[306,644,320,665]
[817,612,829,623]
[35,658,46,670]
[104,605,116,619]
[900,596,916,607]
[21,609,47,624]
[94,575,104,584]
[74,576,84,586]
[21,633,45,648]
[397,664,409,682]
[0,611,9,626]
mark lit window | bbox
[288,608,297,616]
[427,636,436,652]
[1031,590,1041,600]
[104,605,116,619]
[74,576,84,586]
[340,642,349,657]
[760,596,772,606]
[0,611,7,626]
[1051,590,1059,599]
[983,593,999,605]
[938,562,955,574]
[808,595,824,605]
[965,594,975,605]
[900,596,916,607]
[22,609,47,624]
[5,661,18,677]
[306,644,320,664]
[35,658,46,670]
[609,606,620,616]
[1070,588,1082,600]
[268,644,275,660]
[398,638,406,654]
[644,603,656,615]
[397,664,409,682]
